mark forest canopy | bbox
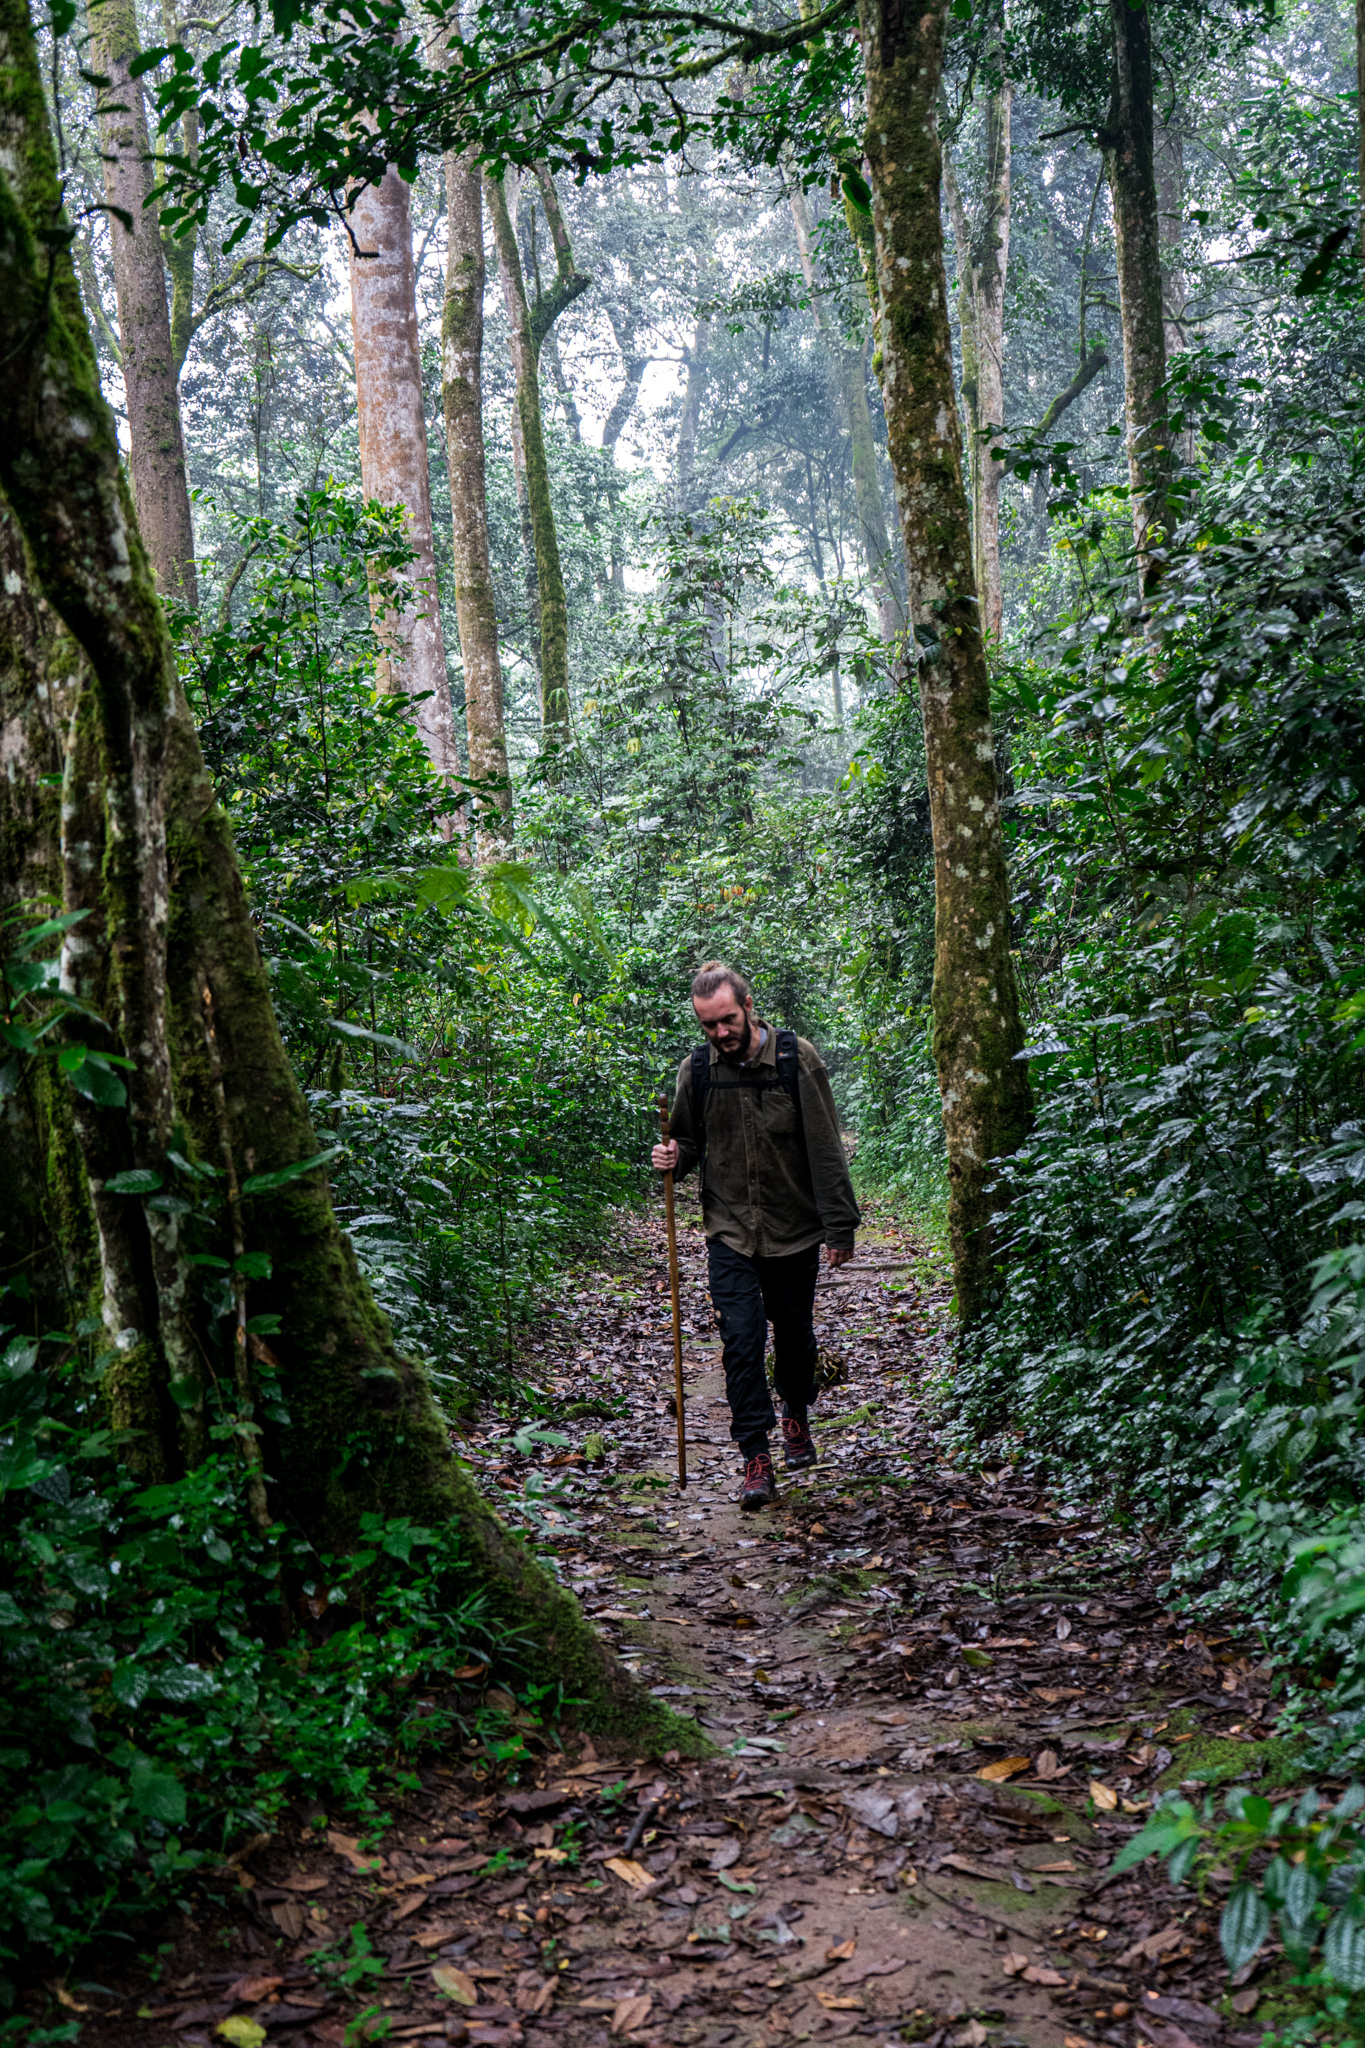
[3,0,1365,2021]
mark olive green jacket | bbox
[667,1024,861,1258]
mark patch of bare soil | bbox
[75,1202,1283,2048]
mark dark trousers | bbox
[706,1239,821,1458]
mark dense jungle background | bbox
[5,0,1365,2028]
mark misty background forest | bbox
[5,0,1365,2024]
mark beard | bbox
[718,1016,754,1064]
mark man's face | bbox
[694,985,755,1058]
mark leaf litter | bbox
[75,1201,1293,2048]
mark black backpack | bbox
[689,1028,803,1191]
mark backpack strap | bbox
[775,1028,803,1124]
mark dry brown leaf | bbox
[975,1756,1031,1782]
[268,1900,303,1940]
[1034,1749,1062,1779]
[604,1856,653,1890]
[226,1976,284,2006]
[432,1966,477,2006]
[1036,1860,1077,1873]
[1089,1781,1118,1812]
[389,1891,433,1924]
[327,1829,382,1874]
[826,1939,857,1962]
[815,1993,865,2011]
[1022,1966,1068,1987]
[1001,1954,1029,1977]
[276,1872,330,1894]
[610,1993,653,2035]
[1115,1926,1185,1967]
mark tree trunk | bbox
[0,0,683,1746]
[1102,0,1170,570]
[1357,0,1365,271]
[789,185,902,641]
[941,75,1010,646]
[442,151,512,854]
[486,171,571,735]
[88,0,197,607]
[857,0,1032,1325]
[1154,113,1187,362]
[677,314,710,511]
[347,164,461,784]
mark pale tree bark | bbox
[941,75,1011,645]
[677,314,710,512]
[1102,0,1170,572]
[442,150,512,854]
[1357,0,1365,270]
[788,183,902,642]
[347,165,460,785]
[857,0,1032,1325]
[485,169,577,734]
[1154,113,1187,361]
[89,0,197,606]
[0,0,687,1746]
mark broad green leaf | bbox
[127,1756,187,1824]
[1323,1908,1365,1991]
[241,1145,341,1195]
[1220,1883,1270,1974]
[1282,1860,1320,1931]
[104,1169,164,1195]
[68,1056,127,1107]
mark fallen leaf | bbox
[327,1830,381,1875]
[826,1939,857,1962]
[1034,1749,1061,1779]
[276,1872,330,1894]
[432,1967,478,2006]
[216,2023,267,2048]
[952,2024,987,2048]
[1065,2036,1094,2047]
[452,1663,489,1679]
[815,1993,865,2011]
[1001,1955,1029,1977]
[940,1853,1007,1880]
[604,1857,654,1890]
[610,1993,653,2035]
[1230,1990,1259,2016]
[391,1891,434,1923]
[1034,1688,1084,1704]
[717,1871,756,1894]
[1035,1861,1077,1873]
[709,1840,742,1871]
[975,1756,1031,1782]
[1023,1966,1068,1987]
[269,1900,304,1940]
[1055,1618,1072,1641]
[1115,1926,1185,1966]
[1089,1781,1118,1811]
[226,1976,284,2005]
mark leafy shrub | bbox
[0,1316,541,2009]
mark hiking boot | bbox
[740,1452,777,1511]
[782,1413,818,1471]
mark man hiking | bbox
[651,961,861,1511]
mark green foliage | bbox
[0,1311,546,2008]
[1113,1778,1365,2022]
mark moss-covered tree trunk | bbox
[88,0,197,607]
[442,151,512,855]
[486,171,572,736]
[858,0,1032,1324]
[0,0,680,1746]
[347,163,461,787]
[1102,0,1170,572]
[788,184,903,642]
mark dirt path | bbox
[86,1207,1279,2048]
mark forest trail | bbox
[89,1209,1274,2048]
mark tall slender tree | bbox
[788,182,903,641]
[89,0,197,604]
[347,164,461,784]
[857,0,1032,1321]
[485,168,588,735]
[941,65,1012,645]
[442,149,512,850]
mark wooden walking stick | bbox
[658,1093,687,1489]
